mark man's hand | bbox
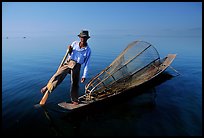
[68,45,73,54]
[81,78,86,83]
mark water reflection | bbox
[36,72,175,136]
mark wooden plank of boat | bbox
[58,102,88,110]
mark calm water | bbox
[2,35,202,136]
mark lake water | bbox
[2,34,202,136]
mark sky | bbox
[2,2,202,38]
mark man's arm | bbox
[81,49,91,83]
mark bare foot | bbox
[41,86,48,94]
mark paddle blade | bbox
[34,104,42,108]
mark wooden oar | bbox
[39,49,69,105]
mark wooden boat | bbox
[59,41,177,110]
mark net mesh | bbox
[85,41,160,96]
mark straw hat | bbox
[78,30,90,38]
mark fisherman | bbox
[40,30,91,105]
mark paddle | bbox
[39,49,69,105]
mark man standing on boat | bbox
[40,30,91,105]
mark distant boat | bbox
[23,37,26,39]
[6,37,8,39]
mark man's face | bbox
[80,37,88,42]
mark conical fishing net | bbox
[85,41,161,98]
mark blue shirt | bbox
[68,41,91,78]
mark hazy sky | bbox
[2,2,202,37]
